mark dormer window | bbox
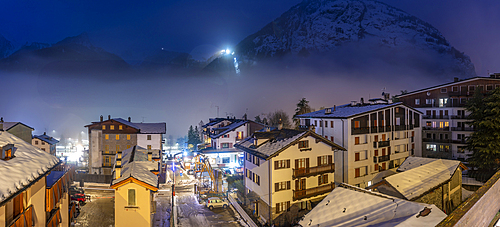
[2,144,15,160]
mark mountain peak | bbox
[0,34,14,59]
[55,32,93,48]
[234,0,475,76]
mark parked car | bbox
[71,193,86,205]
[206,197,228,210]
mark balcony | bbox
[451,127,474,131]
[102,150,116,155]
[452,139,467,144]
[451,115,468,119]
[46,208,61,227]
[293,183,334,201]
[423,115,450,119]
[423,126,450,131]
[394,125,407,131]
[102,163,114,167]
[378,140,390,148]
[423,138,451,143]
[378,126,385,133]
[293,163,335,179]
[370,126,378,133]
[378,154,390,162]
[8,205,33,227]
[352,127,369,135]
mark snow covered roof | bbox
[111,146,159,190]
[384,158,463,200]
[210,120,247,138]
[33,134,59,145]
[235,129,345,160]
[112,118,140,129]
[397,156,467,172]
[296,102,412,119]
[298,184,447,227]
[396,76,500,98]
[0,131,60,205]
[2,122,34,131]
[135,122,166,134]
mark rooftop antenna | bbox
[141,117,145,123]
[215,105,219,118]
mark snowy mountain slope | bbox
[234,0,475,76]
[0,34,14,59]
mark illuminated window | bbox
[116,135,119,140]
[127,145,131,149]
[127,135,131,140]
[439,122,444,128]
[147,135,151,140]
[102,125,106,130]
[147,145,151,150]
[110,125,115,130]
[128,189,136,206]
[354,121,360,128]
[296,158,307,169]
[119,125,123,130]
[445,122,449,127]
[105,134,109,140]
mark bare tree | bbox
[267,110,292,129]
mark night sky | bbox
[1,0,499,139]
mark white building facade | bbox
[296,101,422,188]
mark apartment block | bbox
[296,99,422,188]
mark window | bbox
[460,98,467,104]
[41,148,46,151]
[276,201,290,213]
[42,141,45,145]
[355,151,366,161]
[355,137,360,145]
[102,125,106,130]
[330,136,334,142]
[275,160,290,169]
[147,135,151,140]
[110,125,115,130]
[127,135,131,140]
[128,189,136,206]
[246,153,252,162]
[318,174,328,185]
[324,121,327,128]
[105,134,109,140]
[236,131,244,140]
[439,98,448,107]
[222,157,230,163]
[441,88,447,93]
[147,145,152,150]
[253,156,260,166]
[426,99,433,105]
[354,121,360,128]
[295,158,307,169]
[445,122,449,127]
[254,174,260,185]
[127,145,131,149]
[445,110,449,116]
[426,121,431,127]
[314,120,317,126]
[222,134,229,138]
[426,144,437,151]
[221,143,231,148]
[105,145,109,152]
[452,86,458,92]
[487,84,493,91]
[375,164,379,171]
[469,85,475,91]
[298,140,309,149]
[35,140,38,145]
[319,121,323,127]
[318,155,330,165]
[116,135,119,140]
[439,122,444,128]
[415,99,420,105]
[331,121,334,128]
[119,125,123,130]
[116,145,120,152]
[355,167,367,178]
[374,149,378,156]
[247,170,253,180]
[275,181,291,192]
[355,168,360,178]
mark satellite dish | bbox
[426,91,431,96]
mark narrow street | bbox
[73,189,115,227]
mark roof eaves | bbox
[395,77,500,98]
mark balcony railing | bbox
[378,154,390,162]
[451,115,468,119]
[352,127,369,135]
[370,126,378,133]
[69,203,76,222]
[423,126,450,131]
[451,127,474,131]
[423,138,451,143]
[293,163,335,179]
[47,208,61,227]
[293,183,334,201]
[102,150,117,155]
[8,205,33,227]
[378,140,390,148]
[423,115,450,119]
[378,126,385,132]
[102,163,114,167]
[394,125,407,131]
[452,139,467,144]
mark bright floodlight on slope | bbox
[225,49,230,54]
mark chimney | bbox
[108,115,111,120]
[128,117,131,122]
[334,105,336,111]
[454,77,459,82]
[360,97,364,104]
[43,132,46,135]
[0,117,3,131]
[100,115,103,122]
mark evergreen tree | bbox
[187,125,195,146]
[293,98,314,128]
[467,87,500,170]
[254,115,262,123]
[267,110,292,129]
[194,126,202,145]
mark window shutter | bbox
[286,160,290,168]
[317,156,321,166]
[274,161,278,170]
[286,201,290,210]
[325,174,328,183]
[318,176,321,185]
[355,152,360,161]
[295,159,299,169]
[328,155,332,164]
[306,158,309,169]
[275,183,279,192]
[295,180,299,190]
[276,203,280,213]
[286,181,290,190]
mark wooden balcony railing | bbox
[293,183,334,201]
[8,205,33,227]
[292,163,334,179]
[46,208,61,227]
[69,203,76,222]
[46,166,74,212]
